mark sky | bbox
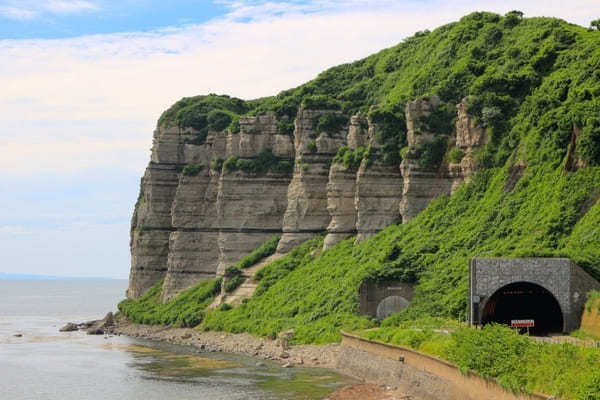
[1,1,599,279]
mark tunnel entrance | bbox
[481,282,564,335]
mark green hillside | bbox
[123,11,600,344]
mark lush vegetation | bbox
[237,235,280,269]
[360,323,600,399]
[332,145,372,171]
[182,163,205,176]
[118,278,221,327]
[222,149,294,175]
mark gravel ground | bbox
[113,319,340,368]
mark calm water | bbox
[0,280,352,400]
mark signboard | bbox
[511,319,535,328]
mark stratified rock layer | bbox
[129,97,487,299]
[277,108,347,253]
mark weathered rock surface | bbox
[87,312,114,335]
[277,108,347,253]
[323,162,358,250]
[400,96,486,222]
[162,169,220,301]
[129,97,486,300]
[354,120,403,242]
[130,113,294,301]
[400,97,452,223]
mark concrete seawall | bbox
[338,331,552,400]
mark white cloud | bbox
[0,226,33,235]
[0,6,36,20]
[43,0,98,14]
[1,0,599,177]
[0,0,98,20]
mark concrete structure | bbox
[338,331,552,400]
[359,281,414,319]
[469,258,600,333]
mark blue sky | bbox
[1,0,598,278]
[0,0,225,38]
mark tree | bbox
[590,19,600,31]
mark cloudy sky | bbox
[1,0,598,278]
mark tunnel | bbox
[481,281,564,335]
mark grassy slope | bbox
[126,13,600,345]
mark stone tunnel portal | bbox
[481,281,564,335]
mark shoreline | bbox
[113,319,340,368]
[112,319,409,399]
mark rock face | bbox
[277,109,347,253]
[450,96,487,190]
[128,126,192,299]
[354,119,403,242]
[323,114,403,249]
[399,96,486,223]
[128,97,487,300]
[130,113,295,301]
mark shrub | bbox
[207,110,233,132]
[415,136,449,169]
[579,120,600,165]
[224,276,244,293]
[333,146,368,171]
[182,163,204,176]
[184,130,208,145]
[314,113,349,136]
[447,146,465,163]
[237,235,280,269]
[301,95,340,110]
[118,278,221,327]
[210,158,224,171]
[307,140,317,153]
[278,118,295,135]
[223,150,294,175]
[224,265,242,278]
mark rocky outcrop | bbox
[161,168,220,301]
[277,108,347,253]
[354,119,403,242]
[400,96,452,223]
[400,96,486,222]
[324,162,358,249]
[323,113,403,249]
[128,126,191,299]
[449,96,487,191]
[130,112,295,301]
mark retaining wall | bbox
[338,331,552,400]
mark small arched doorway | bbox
[376,296,410,319]
[481,281,564,335]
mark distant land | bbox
[0,272,124,280]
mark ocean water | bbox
[0,280,352,400]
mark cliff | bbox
[129,94,487,299]
[127,12,600,311]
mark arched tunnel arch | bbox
[481,281,564,335]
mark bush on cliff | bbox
[222,150,294,175]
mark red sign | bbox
[511,319,535,328]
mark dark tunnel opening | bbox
[481,281,564,336]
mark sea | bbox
[0,280,353,400]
